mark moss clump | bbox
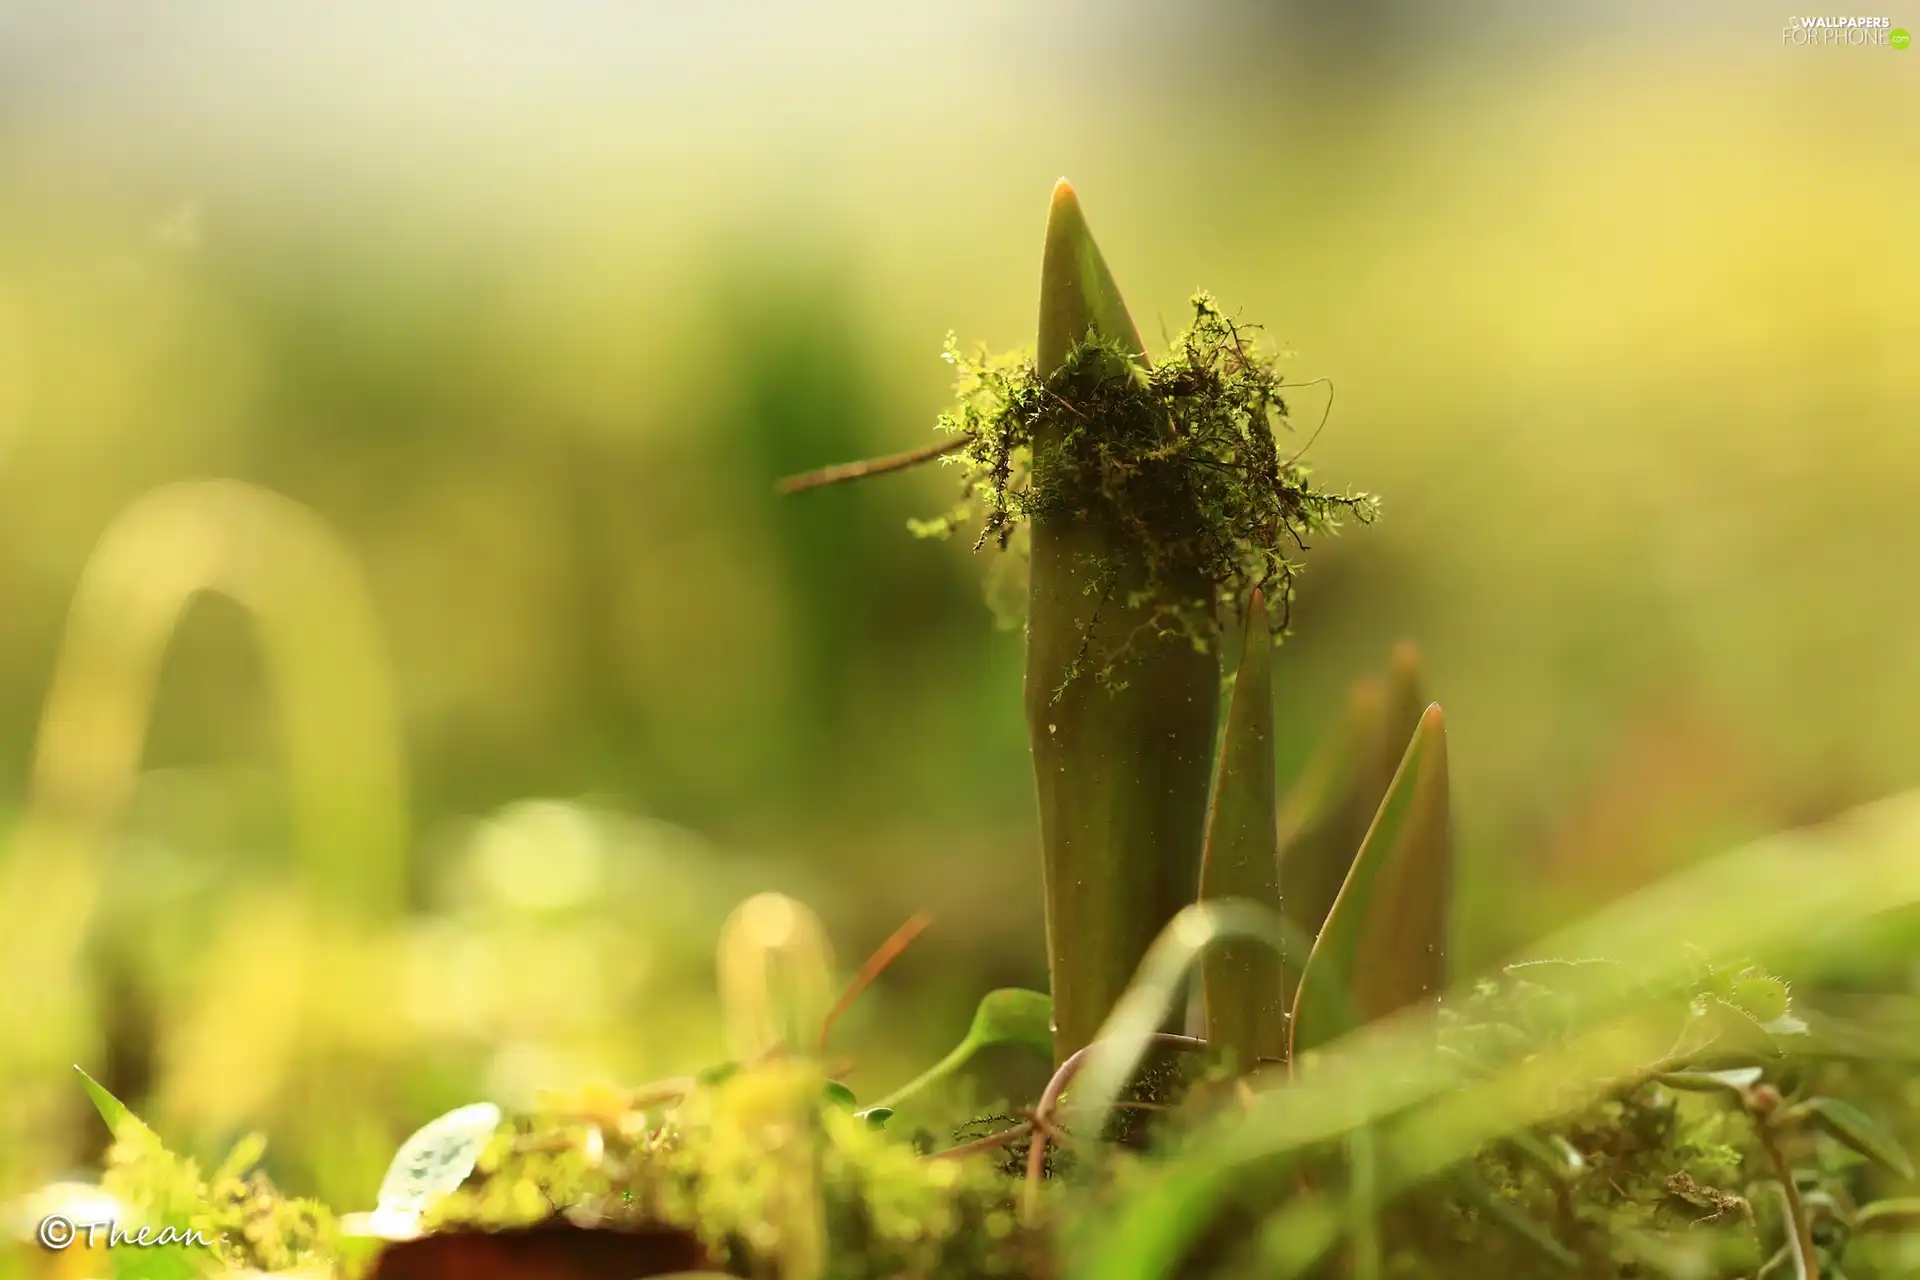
[98,1127,338,1274]
[913,293,1377,682]
[423,1061,1037,1279]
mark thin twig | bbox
[740,1044,855,1078]
[775,437,971,495]
[926,1121,1034,1162]
[1279,377,1336,468]
[820,911,934,1054]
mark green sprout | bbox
[929,181,1376,1064]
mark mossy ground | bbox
[68,952,1919,1280]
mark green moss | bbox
[97,1127,338,1274]
[422,1061,1036,1279]
[81,958,1917,1280]
[915,293,1377,688]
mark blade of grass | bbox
[1276,676,1385,1003]
[876,988,1054,1109]
[1073,787,1920,1280]
[1200,590,1288,1068]
[1069,899,1321,1143]
[1291,703,1452,1059]
[75,1064,150,1141]
[1276,646,1424,1011]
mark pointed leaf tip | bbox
[1290,693,1453,1058]
[75,1064,147,1141]
[1037,180,1144,376]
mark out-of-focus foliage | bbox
[0,0,1911,1226]
[47,787,1920,1278]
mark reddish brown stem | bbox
[1022,1032,1208,1219]
[820,911,934,1054]
[926,1121,1034,1162]
[775,437,971,495]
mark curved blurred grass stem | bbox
[26,479,408,913]
[717,892,836,1064]
[1069,900,1321,1156]
[713,893,833,1280]
[0,480,408,1179]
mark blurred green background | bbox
[0,0,1913,1212]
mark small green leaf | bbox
[74,1064,149,1140]
[968,987,1055,1056]
[369,1102,503,1238]
[823,1080,857,1109]
[1200,590,1287,1068]
[1733,972,1792,1024]
[857,1106,894,1130]
[1795,1096,1915,1179]
[1291,703,1452,1058]
[875,988,1053,1109]
[1853,1198,1920,1231]
[697,1062,741,1087]
[1656,1067,1764,1095]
